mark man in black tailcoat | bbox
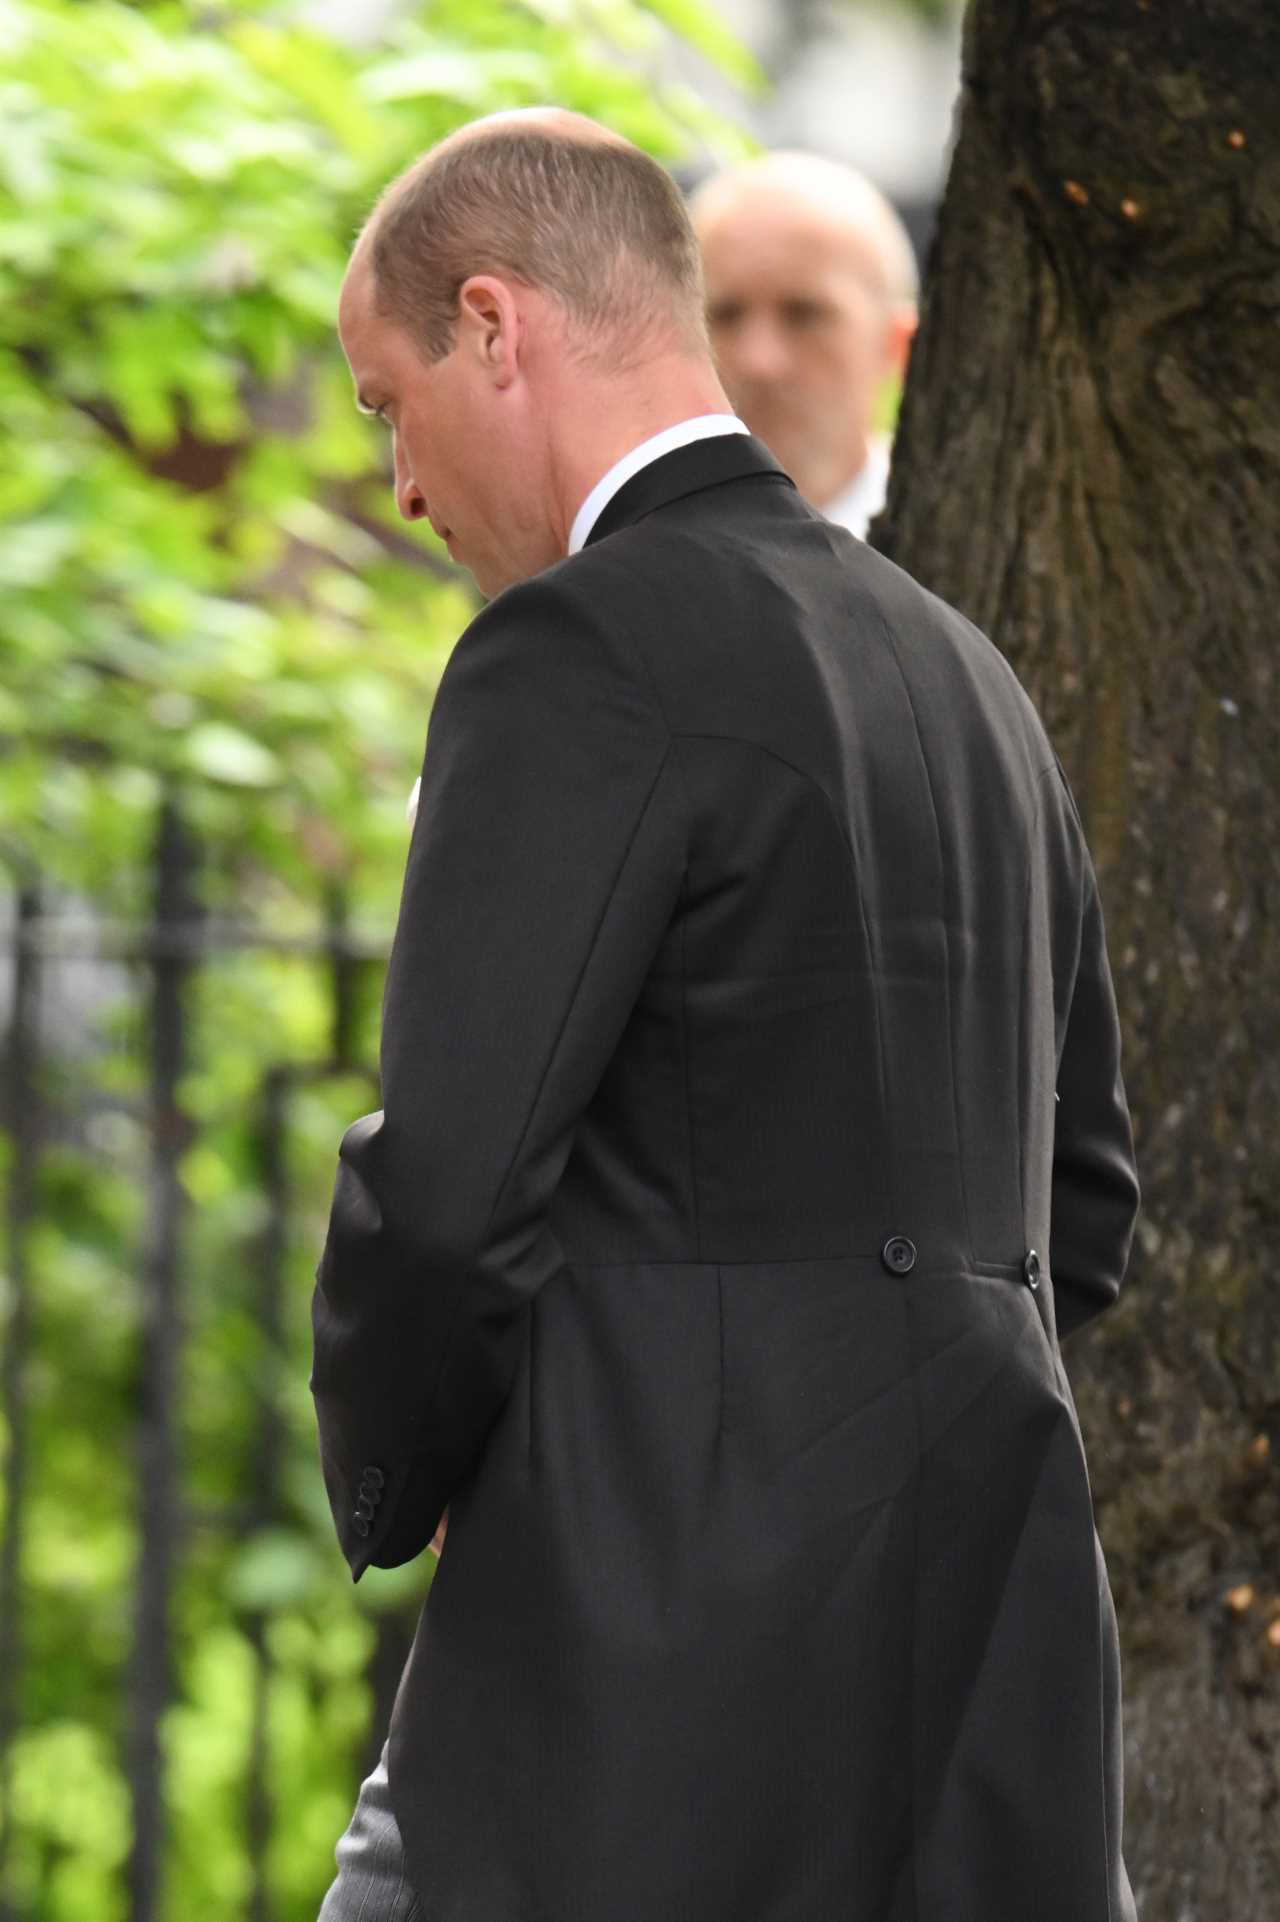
[311,106,1141,1922]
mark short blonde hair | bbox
[367,120,708,365]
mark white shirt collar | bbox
[820,435,892,541]
[567,413,750,556]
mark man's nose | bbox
[393,440,428,521]
[725,315,790,384]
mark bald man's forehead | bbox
[700,191,889,299]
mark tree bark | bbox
[872,3,1280,1914]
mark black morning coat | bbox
[310,432,1142,1922]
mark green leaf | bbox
[184,722,283,788]
[225,1530,324,1609]
[638,0,766,92]
[362,47,550,106]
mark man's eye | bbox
[708,302,744,330]
[781,301,824,328]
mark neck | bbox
[547,358,736,554]
[812,433,875,512]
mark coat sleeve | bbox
[309,565,685,1581]
[1048,762,1141,1341]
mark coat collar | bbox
[582,432,796,550]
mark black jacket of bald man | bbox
[310,430,1141,1922]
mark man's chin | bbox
[470,550,554,602]
[469,556,513,601]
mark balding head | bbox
[418,104,627,159]
[361,108,709,367]
[690,150,918,511]
[337,108,734,599]
[690,151,919,307]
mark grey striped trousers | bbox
[317,1738,422,1922]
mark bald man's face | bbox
[697,189,913,510]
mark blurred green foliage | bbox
[847,0,956,25]
[0,0,759,905]
[0,3,755,1917]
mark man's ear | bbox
[885,302,917,381]
[456,275,521,387]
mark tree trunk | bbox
[872,4,1280,1915]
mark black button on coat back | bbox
[881,1234,917,1275]
[309,434,1142,1922]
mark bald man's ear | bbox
[874,304,919,436]
[886,302,917,381]
[456,274,521,387]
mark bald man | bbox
[310,107,1140,1922]
[691,150,918,537]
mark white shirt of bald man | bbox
[820,430,891,540]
